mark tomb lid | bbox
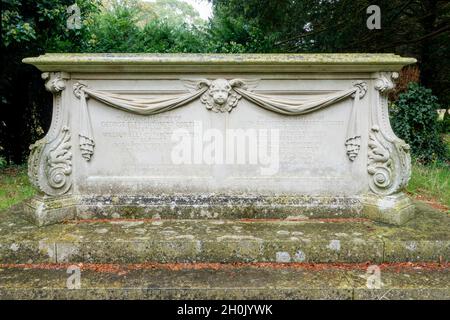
[23,53,416,73]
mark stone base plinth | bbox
[20,193,417,227]
[21,194,365,226]
[362,193,416,225]
[77,194,364,221]
[22,195,78,227]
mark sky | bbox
[183,0,213,20]
[144,0,213,20]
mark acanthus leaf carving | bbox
[367,125,410,195]
[28,125,73,196]
[368,72,411,196]
[28,138,48,190]
[368,126,393,191]
[28,72,72,196]
[46,126,72,192]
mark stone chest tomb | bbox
[22,53,416,226]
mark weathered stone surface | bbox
[0,266,447,300]
[1,201,448,264]
[1,201,447,300]
[22,195,77,226]
[75,195,364,220]
[363,193,416,225]
[22,53,416,73]
[22,53,416,226]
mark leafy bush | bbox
[390,82,448,163]
[0,156,7,169]
[439,111,450,134]
[2,0,449,166]
[83,3,141,52]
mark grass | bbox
[406,134,450,210]
[406,161,450,209]
[0,165,36,212]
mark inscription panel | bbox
[74,83,368,195]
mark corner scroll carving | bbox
[46,126,72,192]
[28,126,73,196]
[27,72,72,196]
[368,126,410,195]
[367,72,411,195]
[42,72,67,93]
[368,126,393,191]
[374,72,399,94]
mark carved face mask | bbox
[209,79,231,105]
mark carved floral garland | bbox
[73,79,367,162]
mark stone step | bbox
[1,202,449,264]
[0,263,448,300]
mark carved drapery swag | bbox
[73,79,367,161]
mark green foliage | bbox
[407,160,450,208]
[2,4,37,47]
[84,2,141,52]
[137,0,205,27]
[209,0,450,104]
[137,20,206,53]
[0,0,210,164]
[1,0,101,164]
[2,0,100,52]
[390,83,448,164]
[1,0,450,165]
[439,112,450,134]
[207,12,279,53]
[83,3,207,53]
[0,157,7,169]
[0,165,36,211]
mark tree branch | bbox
[376,24,449,50]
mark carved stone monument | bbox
[22,53,416,226]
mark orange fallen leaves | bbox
[0,261,447,276]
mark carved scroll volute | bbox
[42,72,66,93]
[28,72,73,196]
[368,72,411,196]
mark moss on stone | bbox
[23,53,417,65]
[22,53,417,73]
[0,200,448,264]
[0,267,447,300]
